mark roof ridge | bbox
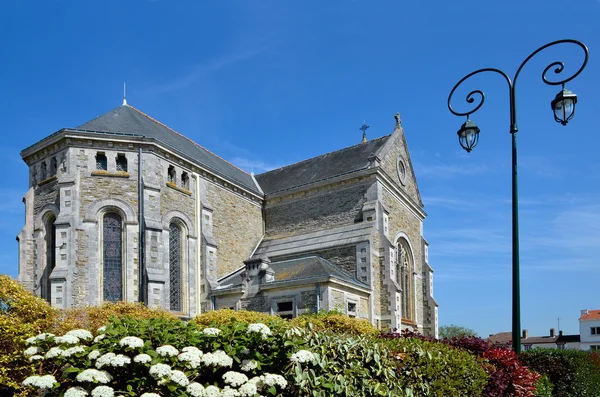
[257,134,391,177]
[127,105,252,177]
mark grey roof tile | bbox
[75,105,261,194]
[255,135,390,194]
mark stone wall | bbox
[33,179,59,219]
[378,129,421,206]
[272,246,356,278]
[206,182,263,278]
[264,179,372,238]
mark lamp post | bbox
[447,39,588,354]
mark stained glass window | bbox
[169,223,182,311]
[116,154,128,172]
[42,215,56,303]
[103,213,123,302]
[397,241,413,321]
[96,153,107,170]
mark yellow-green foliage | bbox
[193,308,288,328]
[0,275,58,390]
[52,301,179,335]
[290,310,380,336]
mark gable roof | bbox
[74,104,261,194]
[255,135,390,194]
[580,309,600,321]
[216,256,368,291]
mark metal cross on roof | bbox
[359,122,370,133]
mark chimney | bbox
[550,328,556,337]
[522,329,528,339]
[241,256,273,297]
[582,309,589,315]
[559,330,563,337]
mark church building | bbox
[17,103,438,336]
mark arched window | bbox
[169,223,182,311]
[103,213,123,302]
[50,157,57,176]
[40,161,47,180]
[396,240,414,321]
[181,172,189,189]
[116,154,128,172]
[41,214,56,303]
[96,152,107,171]
[168,165,176,183]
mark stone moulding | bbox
[166,181,192,196]
[91,170,130,178]
[37,175,57,186]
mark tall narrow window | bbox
[167,165,176,183]
[40,161,47,180]
[181,172,189,189]
[116,154,128,172]
[96,152,107,171]
[169,223,182,311]
[103,213,123,302]
[396,241,414,321]
[50,158,57,176]
[42,215,56,303]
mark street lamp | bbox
[447,39,588,354]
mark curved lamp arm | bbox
[448,68,512,118]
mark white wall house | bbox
[579,309,600,351]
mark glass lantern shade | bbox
[551,88,578,126]
[457,119,480,152]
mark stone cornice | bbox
[376,171,426,220]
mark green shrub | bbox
[521,348,600,397]
[296,330,402,396]
[193,308,288,329]
[0,275,58,392]
[382,336,488,397]
[290,310,379,336]
[533,375,554,397]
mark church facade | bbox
[17,103,438,336]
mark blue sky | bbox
[0,0,598,338]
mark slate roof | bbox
[580,309,600,321]
[255,135,390,194]
[216,256,368,291]
[74,104,261,194]
[488,332,581,346]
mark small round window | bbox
[397,156,407,185]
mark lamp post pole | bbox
[447,39,588,354]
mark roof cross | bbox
[360,121,369,143]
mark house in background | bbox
[16,103,438,337]
[488,328,580,351]
[579,309,600,351]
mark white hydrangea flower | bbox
[29,355,44,362]
[22,375,56,389]
[262,373,287,388]
[178,351,201,368]
[34,333,55,342]
[45,347,63,359]
[204,385,220,397]
[247,323,271,339]
[24,346,41,356]
[119,336,144,349]
[93,334,106,343]
[88,350,101,360]
[62,346,86,358]
[95,352,116,369]
[240,348,250,356]
[238,382,258,397]
[64,386,88,397]
[25,336,38,344]
[91,385,114,397]
[109,354,131,367]
[55,334,80,345]
[156,345,179,357]
[202,327,221,336]
[221,387,237,397]
[240,359,258,372]
[66,329,93,341]
[182,346,203,357]
[222,371,248,387]
[97,326,107,333]
[186,382,205,397]
[134,353,152,364]
[200,350,233,368]
[140,394,161,397]
[169,370,189,386]
[290,350,315,364]
[76,369,113,384]
[149,363,172,380]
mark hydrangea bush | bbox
[21,317,307,397]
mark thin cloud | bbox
[230,157,282,174]
[414,162,492,179]
[141,47,267,95]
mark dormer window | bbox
[182,172,189,189]
[168,165,176,183]
[116,154,128,172]
[96,152,107,171]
